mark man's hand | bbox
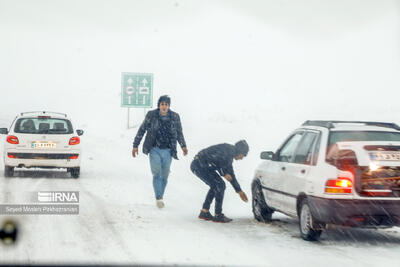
[132,148,138,158]
[238,191,248,202]
[182,147,188,156]
[223,174,232,182]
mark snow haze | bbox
[0,0,400,266]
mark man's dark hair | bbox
[235,140,249,156]
[158,95,171,107]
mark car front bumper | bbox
[308,196,400,227]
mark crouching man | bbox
[190,140,249,223]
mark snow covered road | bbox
[1,131,400,267]
[1,0,399,265]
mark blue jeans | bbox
[149,147,172,200]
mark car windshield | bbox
[329,131,400,145]
[14,118,73,134]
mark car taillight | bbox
[69,137,80,145]
[6,135,19,144]
[69,155,79,159]
[7,153,17,158]
[325,177,353,194]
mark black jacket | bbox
[196,143,242,192]
[133,109,186,160]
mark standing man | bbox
[190,140,249,223]
[132,95,188,208]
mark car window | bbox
[311,134,321,165]
[329,131,400,145]
[14,118,73,134]
[293,132,318,165]
[277,132,303,162]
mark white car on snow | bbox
[0,111,83,178]
[252,120,400,241]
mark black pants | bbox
[190,159,226,214]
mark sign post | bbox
[121,73,153,128]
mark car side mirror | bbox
[0,128,8,135]
[76,129,84,136]
[260,151,274,160]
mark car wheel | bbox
[299,199,322,241]
[4,166,14,178]
[251,180,273,222]
[70,167,80,179]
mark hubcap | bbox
[300,204,312,234]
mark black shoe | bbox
[198,210,214,221]
[212,213,233,223]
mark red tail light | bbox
[69,155,79,159]
[6,135,19,144]
[69,137,80,145]
[325,177,353,194]
[7,153,17,158]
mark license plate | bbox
[31,142,56,149]
[370,152,400,161]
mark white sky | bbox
[0,0,399,133]
[1,3,400,264]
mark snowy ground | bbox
[0,121,400,267]
[0,0,400,266]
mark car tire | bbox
[299,198,322,241]
[4,166,14,178]
[70,167,80,179]
[251,180,273,222]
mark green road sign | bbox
[121,72,153,108]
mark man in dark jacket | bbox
[132,95,188,208]
[190,140,249,223]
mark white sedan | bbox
[252,120,400,241]
[0,111,83,178]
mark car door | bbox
[263,131,304,211]
[282,131,320,216]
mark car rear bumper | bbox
[4,153,80,168]
[308,196,400,227]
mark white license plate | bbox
[370,152,400,161]
[31,142,56,149]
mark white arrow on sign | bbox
[141,78,148,86]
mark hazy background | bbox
[0,0,399,150]
[1,2,400,264]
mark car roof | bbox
[329,124,400,132]
[17,111,69,119]
[301,120,400,133]
[301,124,400,133]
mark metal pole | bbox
[127,108,130,129]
